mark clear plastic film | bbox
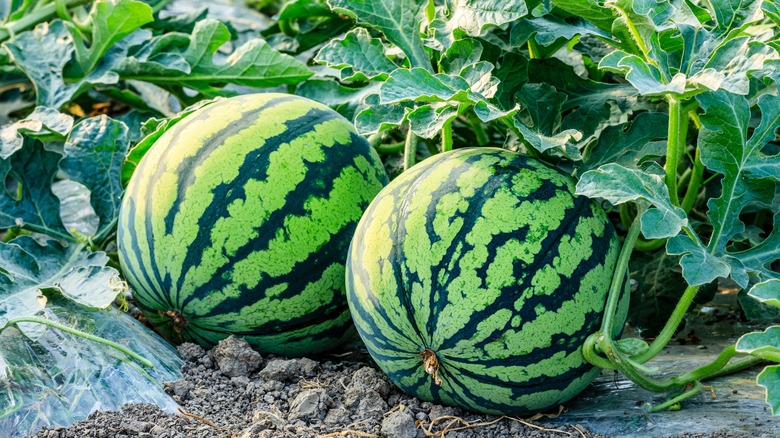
[0,300,182,437]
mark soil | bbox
[31,335,760,438]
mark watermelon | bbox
[345,147,628,415]
[117,93,388,356]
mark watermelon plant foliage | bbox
[1,0,780,432]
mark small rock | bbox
[382,409,417,438]
[346,366,390,397]
[164,379,194,398]
[428,404,460,420]
[288,389,331,420]
[323,407,351,425]
[258,357,318,381]
[208,336,262,377]
[346,390,388,417]
[176,343,206,362]
[231,375,251,390]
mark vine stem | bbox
[681,147,703,213]
[3,316,154,368]
[599,204,645,338]
[666,97,683,206]
[404,128,418,171]
[441,120,453,153]
[633,284,700,363]
[0,0,90,42]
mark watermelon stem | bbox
[160,309,189,333]
[418,348,443,386]
[404,129,418,170]
[2,316,154,368]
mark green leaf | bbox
[119,19,313,93]
[736,326,780,361]
[698,91,780,254]
[354,93,413,135]
[576,163,688,239]
[437,0,528,37]
[599,50,688,96]
[757,364,780,415]
[327,0,431,70]
[580,112,668,174]
[0,236,121,332]
[66,0,154,77]
[510,15,611,47]
[0,138,69,240]
[662,91,780,288]
[380,67,471,104]
[527,58,638,146]
[60,116,130,241]
[3,21,122,108]
[314,27,397,81]
[0,107,74,159]
[439,38,483,75]
[407,102,460,138]
[748,279,780,310]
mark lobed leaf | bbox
[315,28,397,81]
[118,19,313,93]
[328,0,431,70]
[60,116,131,241]
[431,0,528,47]
[747,279,780,310]
[0,236,122,334]
[3,21,121,108]
[580,112,668,174]
[66,0,154,77]
[576,163,688,240]
[0,107,73,159]
[758,365,780,415]
[0,138,69,240]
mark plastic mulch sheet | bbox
[0,301,183,437]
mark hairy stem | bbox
[441,120,453,152]
[3,316,153,368]
[665,97,683,206]
[633,285,700,363]
[681,147,703,213]
[404,127,418,171]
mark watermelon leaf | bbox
[65,0,154,78]
[579,112,668,174]
[0,236,122,335]
[576,163,688,240]
[0,107,74,159]
[60,116,131,241]
[758,365,780,415]
[0,138,70,240]
[327,0,431,70]
[665,91,780,286]
[314,27,397,82]
[429,0,528,48]
[748,279,780,309]
[118,19,313,93]
[2,20,123,108]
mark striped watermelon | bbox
[346,148,628,415]
[118,93,388,356]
